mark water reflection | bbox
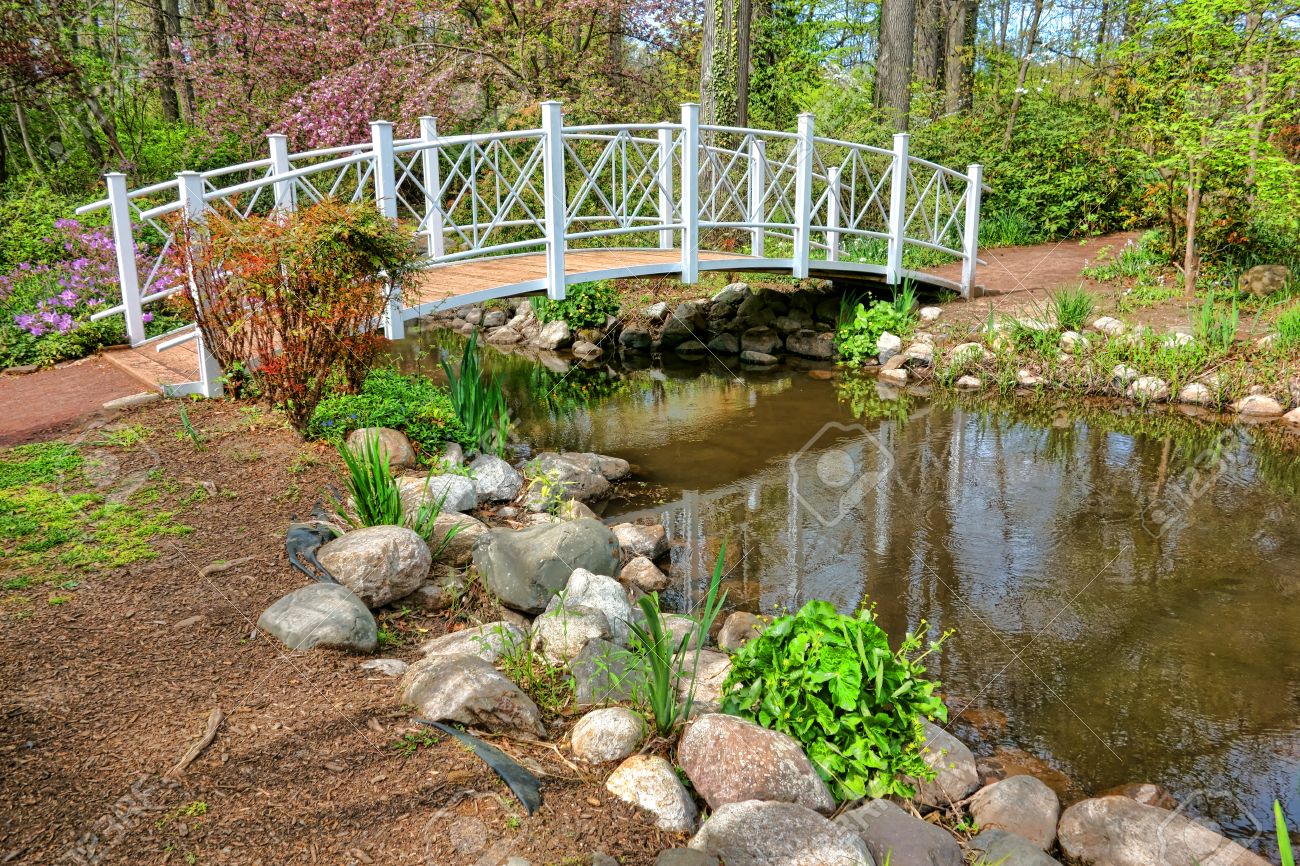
[394,326,1300,849]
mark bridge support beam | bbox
[541,101,568,300]
[826,165,841,263]
[177,170,223,398]
[680,103,700,284]
[749,138,766,257]
[793,113,814,279]
[268,134,295,214]
[105,172,146,347]
[886,132,909,286]
[420,116,445,259]
[657,124,675,251]
[962,163,984,298]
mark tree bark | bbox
[1182,159,1201,296]
[943,0,977,113]
[700,0,753,132]
[149,0,180,123]
[876,0,916,130]
[736,0,752,127]
[14,98,41,172]
[1003,0,1044,145]
[914,0,947,97]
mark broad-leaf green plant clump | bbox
[835,300,916,365]
[307,367,470,455]
[530,280,620,330]
[721,599,950,801]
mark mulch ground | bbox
[0,399,682,866]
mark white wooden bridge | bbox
[77,102,985,397]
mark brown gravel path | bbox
[0,358,147,448]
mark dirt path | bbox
[929,231,1143,298]
[0,358,146,448]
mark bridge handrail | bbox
[78,100,983,395]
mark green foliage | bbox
[721,600,950,801]
[530,280,620,330]
[1277,798,1295,866]
[497,629,575,718]
[336,432,404,528]
[978,209,1043,248]
[1276,304,1300,349]
[1192,296,1239,354]
[307,368,469,455]
[1050,287,1096,332]
[835,300,915,365]
[0,183,85,272]
[625,544,729,737]
[1082,232,1165,283]
[441,331,511,456]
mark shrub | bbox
[530,280,619,329]
[0,184,83,272]
[173,199,419,430]
[307,367,469,454]
[441,331,511,455]
[721,600,949,801]
[835,299,915,365]
[1049,286,1095,332]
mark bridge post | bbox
[886,132,909,286]
[826,165,841,263]
[177,171,223,398]
[680,103,700,284]
[267,134,295,214]
[962,163,984,298]
[420,117,445,259]
[793,113,814,279]
[540,101,568,300]
[657,124,674,250]
[371,121,404,339]
[105,172,146,346]
[748,138,766,257]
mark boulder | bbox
[1177,382,1215,406]
[1234,394,1284,416]
[969,830,1063,866]
[1092,316,1126,336]
[571,638,648,706]
[317,525,431,608]
[948,342,989,365]
[438,441,466,468]
[689,801,873,866]
[740,350,778,365]
[606,755,698,833]
[1111,364,1139,387]
[536,320,573,350]
[557,498,600,521]
[528,453,611,501]
[359,658,408,677]
[553,567,635,645]
[969,775,1060,850]
[420,621,525,663]
[258,583,377,652]
[717,611,766,651]
[656,851,718,866]
[903,722,980,809]
[621,327,653,350]
[741,327,783,355]
[463,307,483,325]
[482,309,507,327]
[664,614,705,651]
[532,604,612,665]
[902,343,934,368]
[785,330,835,360]
[877,331,903,364]
[486,327,522,345]
[1239,264,1291,297]
[469,454,525,502]
[472,518,621,613]
[556,451,630,481]
[1059,331,1086,352]
[919,306,942,323]
[678,713,835,814]
[836,799,963,866]
[680,651,731,711]
[411,569,467,610]
[676,340,709,357]
[707,333,741,354]
[661,303,707,347]
[1057,796,1271,866]
[643,301,670,323]
[572,340,603,359]
[1098,782,1178,810]
[1127,376,1170,403]
[620,556,672,593]
[570,707,645,763]
[713,282,751,306]
[345,427,416,470]
[955,375,983,390]
[879,368,908,386]
[400,474,478,514]
[612,522,668,560]
[400,653,546,738]
[774,315,809,335]
[1016,369,1045,387]
[427,511,489,567]
[1284,407,1300,426]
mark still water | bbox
[396,327,1300,848]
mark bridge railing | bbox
[76,101,983,396]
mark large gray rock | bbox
[345,427,416,470]
[571,638,647,706]
[741,327,783,355]
[969,830,1062,866]
[621,326,652,350]
[661,303,707,347]
[903,722,980,809]
[970,775,1060,850]
[472,518,620,613]
[317,525,431,608]
[877,332,902,364]
[785,330,835,360]
[411,569,466,611]
[536,319,573,350]
[680,650,731,712]
[713,282,751,306]
[399,474,477,514]
[532,604,612,665]
[427,511,488,566]
[419,621,525,663]
[611,522,668,560]
[553,567,635,645]
[570,707,645,763]
[258,583,377,652]
[528,453,615,501]
[678,714,835,814]
[400,653,545,738]
[707,333,741,354]
[835,799,963,866]
[620,556,671,593]
[656,851,718,866]
[717,611,766,651]
[606,755,698,832]
[552,451,631,481]
[470,454,524,502]
[1057,796,1272,866]
[689,801,873,866]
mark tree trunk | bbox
[1003,0,1044,145]
[14,98,41,172]
[914,0,947,98]
[876,0,916,131]
[161,0,196,123]
[149,0,180,123]
[1182,161,1201,296]
[943,0,977,113]
[736,0,752,127]
[0,122,10,187]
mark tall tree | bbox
[1003,0,1046,144]
[943,0,977,113]
[875,0,916,130]
[701,0,754,127]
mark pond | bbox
[394,325,1300,849]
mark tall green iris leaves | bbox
[721,600,950,801]
[442,331,511,456]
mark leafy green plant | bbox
[497,629,575,718]
[625,543,729,737]
[307,367,469,454]
[890,281,918,319]
[1192,296,1239,353]
[835,300,915,365]
[441,330,511,456]
[1276,304,1300,348]
[1050,286,1096,332]
[721,600,950,801]
[1081,231,1164,282]
[530,280,620,329]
